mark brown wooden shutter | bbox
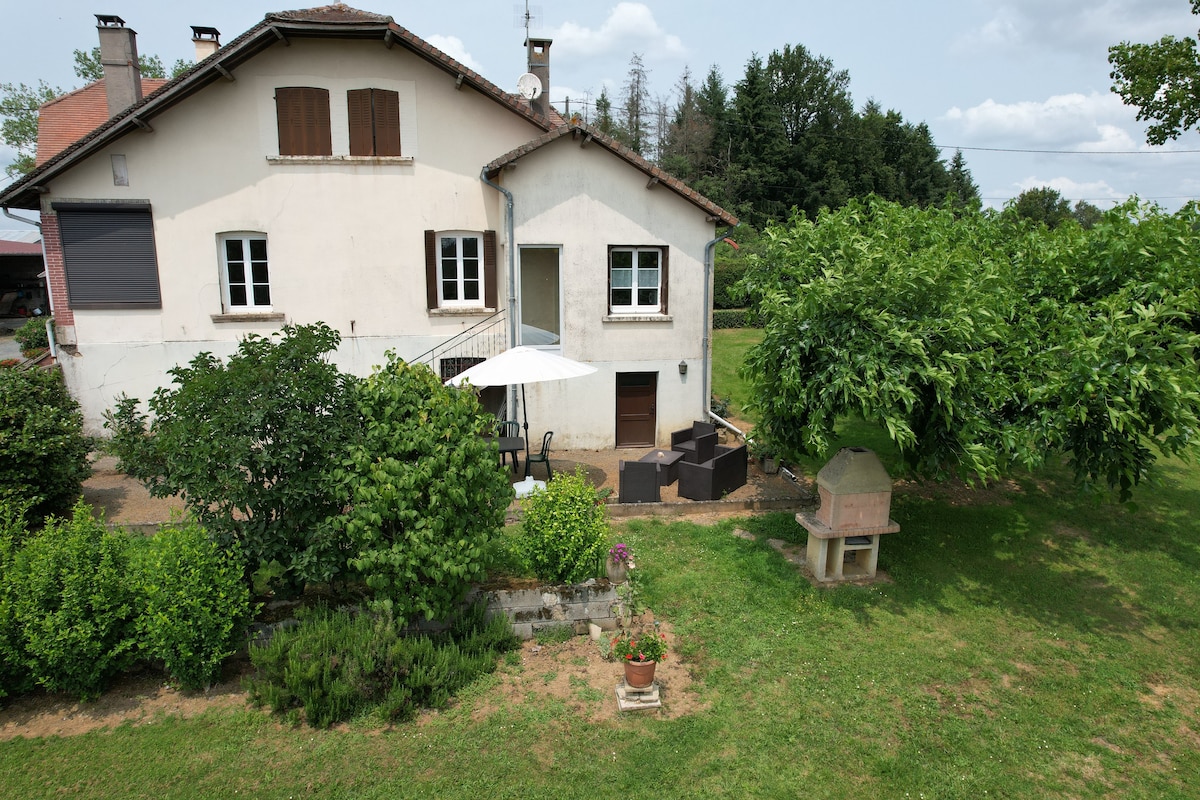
[659,246,669,313]
[425,229,439,309]
[374,89,402,156]
[347,89,373,156]
[276,87,331,156]
[483,230,498,309]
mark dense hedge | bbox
[713,309,762,329]
[0,502,255,700]
[0,366,91,522]
[713,263,748,309]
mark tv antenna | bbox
[513,2,542,37]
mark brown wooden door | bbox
[615,372,657,448]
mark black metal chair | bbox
[525,431,553,480]
[496,420,520,470]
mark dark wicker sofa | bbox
[677,444,748,501]
[670,421,718,464]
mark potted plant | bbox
[606,542,635,584]
[610,627,667,689]
[750,435,780,475]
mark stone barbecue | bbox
[796,447,900,582]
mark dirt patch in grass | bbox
[0,617,701,740]
[466,617,703,724]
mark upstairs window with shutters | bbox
[275,87,332,156]
[347,88,401,156]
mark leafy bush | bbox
[3,502,137,699]
[134,520,254,690]
[13,316,48,356]
[338,355,512,624]
[517,466,609,584]
[713,263,748,309]
[105,323,359,595]
[0,501,34,703]
[246,602,517,728]
[0,365,91,522]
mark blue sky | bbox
[3,0,1200,229]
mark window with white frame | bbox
[219,233,271,311]
[438,232,483,306]
[609,246,667,314]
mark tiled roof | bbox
[485,124,739,226]
[0,239,41,256]
[1,4,729,226]
[36,79,170,165]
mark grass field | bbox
[2,329,1198,798]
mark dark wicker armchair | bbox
[670,421,718,464]
[677,444,748,501]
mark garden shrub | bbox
[134,519,255,690]
[0,365,92,522]
[246,602,517,728]
[517,466,609,584]
[713,262,748,309]
[105,323,359,595]
[13,316,49,356]
[338,354,511,624]
[712,309,761,329]
[4,502,137,699]
[0,501,34,703]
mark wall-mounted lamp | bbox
[678,360,688,375]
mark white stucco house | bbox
[0,5,737,450]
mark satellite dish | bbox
[516,72,542,100]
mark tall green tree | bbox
[618,52,652,155]
[594,87,617,138]
[1004,186,1075,229]
[948,149,981,212]
[739,196,1200,500]
[2,47,182,178]
[1109,0,1200,144]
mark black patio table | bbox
[484,436,525,472]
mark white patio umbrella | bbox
[446,346,597,460]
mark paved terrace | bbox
[82,442,815,531]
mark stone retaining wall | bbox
[472,579,621,640]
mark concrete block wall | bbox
[473,579,621,639]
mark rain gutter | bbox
[701,227,738,419]
[479,167,520,431]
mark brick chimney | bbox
[191,25,221,62]
[525,37,552,118]
[96,14,143,117]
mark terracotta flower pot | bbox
[623,658,656,689]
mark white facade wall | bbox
[41,37,721,447]
[498,139,715,449]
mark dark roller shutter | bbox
[53,202,161,309]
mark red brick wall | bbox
[39,212,74,327]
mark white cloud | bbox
[425,35,484,73]
[942,91,1138,150]
[954,0,1199,56]
[552,2,687,61]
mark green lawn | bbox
[2,328,1199,797]
[710,327,763,422]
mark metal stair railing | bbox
[412,309,508,378]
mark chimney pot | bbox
[96,16,143,117]
[191,25,222,62]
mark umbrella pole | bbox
[521,383,531,467]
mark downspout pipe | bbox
[701,226,738,419]
[479,167,523,453]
